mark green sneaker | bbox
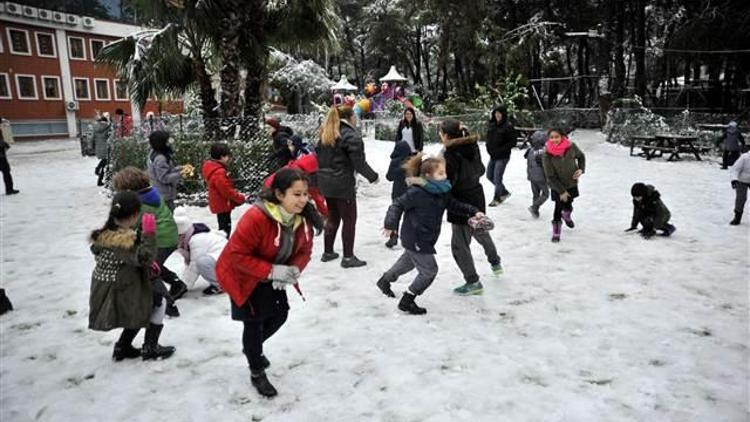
[453,282,483,296]
[491,263,504,276]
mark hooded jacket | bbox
[179,227,228,288]
[216,200,313,312]
[147,150,182,202]
[730,151,750,184]
[136,187,179,248]
[317,120,378,199]
[202,159,246,214]
[273,126,295,164]
[720,125,746,152]
[89,228,156,331]
[385,177,478,254]
[485,106,516,160]
[386,141,413,200]
[524,130,548,183]
[442,134,485,224]
[631,184,671,229]
[263,153,328,216]
[93,120,110,160]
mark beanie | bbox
[631,183,647,197]
[173,207,192,235]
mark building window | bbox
[94,79,110,101]
[113,79,128,101]
[90,39,105,61]
[0,32,4,54]
[73,77,90,100]
[0,73,11,99]
[15,74,38,100]
[41,76,62,100]
[68,36,86,60]
[7,28,31,56]
[35,32,56,57]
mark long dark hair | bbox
[401,107,418,129]
[440,118,470,139]
[260,168,324,234]
[149,130,173,159]
[91,191,141,241]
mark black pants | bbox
[0,156,14,194]
[95,159,108,184]
[242,312,288,370]
[723,151,740,168]
[551,187,578,222]
[156,247,181,287]
[324,197,358,257]
[217,212,232,237]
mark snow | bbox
[1,130,747,421]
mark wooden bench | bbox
[630,135,656,156]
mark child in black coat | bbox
[626,183,676,238]
[378,154,482,315]
[384,140,414,248]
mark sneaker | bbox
[453,282,483,296]
[341,256,367,268]
[491,263,504,276]
[321,252,340,262]
[499,192,512,202]
[165,303,180,317]
[376,276,396,298]
[528,206,540,219]
[202,285,224,295]
[169,280,188,300]
[488,199,501,207]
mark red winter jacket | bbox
[215,201,313,308]
[202,160,246,214]
[264,153,328,216]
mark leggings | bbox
[552,196,574,222]
[324,197,358,257]
[242,312,288,371]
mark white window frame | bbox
[0,32,4,54]
[35,32,57,58]
[67,36,86,61]
[15,74,38,100]
[89,39,106,61]
[6,28,31,56]
[41,75,62,100]
[113,79,128,101]
[73,77,90,101]
[93,78,110,101]
[0,73,11,99]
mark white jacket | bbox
[182,230,228,288]
[730,152,750,184]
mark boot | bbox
[321,252,340,262]
[660,224,677,236]
[341,256,367,268]
[168,279,188,300]
[398,292,426,315]
[385,233,398,248]
[165,303,180,317]
[561,210,575,228]
[142,323,175,361]
[251,369,278,398]
[112,328,140,361]
[551,221,561,243]
[730,211,742,225]
[528,206,540,219]
[376,275,396,298]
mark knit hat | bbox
[729,121,738,128]
[173,207,192,235]
[631,182,647,197]
[265,117,280,130]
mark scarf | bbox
[423,179,452,194]
[277,207,296,227]
[545,137,571,157]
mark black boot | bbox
[168,279,188,301]
[142,323,175,361]
[376,275,396,298]
[112,328,141,361]
[730,211,742,225]
[398,292,426,315]
[251,369,278,398]
[341,256,367,268]
[165,302,180,317]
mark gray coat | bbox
[721,126,745,152]
[525,131,547,183]
[93,121,110,160]
[147,151,182,202]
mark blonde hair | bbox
[403,153,445,178]
[320,105,354,146]
[112,166,151,192]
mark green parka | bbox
[542,142,586,194]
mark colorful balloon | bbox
[357,98,371,113]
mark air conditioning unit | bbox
[66,14,80,26]
[22,5,37,18]
[66,100,79,111]
[37,8,52,21]
[52,11,65,23]
[82,16,95,28]
[5,2,22,15]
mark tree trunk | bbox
[612,0,626,99]
[219,9,242,118]
[577,38,587,107]
[192,55,219,135]
[633,0,647,99]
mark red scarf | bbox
[546,137,571,157]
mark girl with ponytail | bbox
[317,105,379,268]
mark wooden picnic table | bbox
[630,135,656,157]
[515,126,543,148]
[649,133,703,161]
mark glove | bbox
[141,213,156,236]
[624,227,637,232]
[272,281,289,290]
[731,180,738,189]
[468,214,495,232]
[269,265,300,284]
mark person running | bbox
[542,128,586,243]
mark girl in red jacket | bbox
[202,143,246,237]
[216,168,314,398]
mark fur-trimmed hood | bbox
[91,228,137,249]
[442,134,480,149]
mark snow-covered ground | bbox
[0,130,747,422]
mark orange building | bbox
[0,3,182,140]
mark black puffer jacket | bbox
[486,106,516,160]
[317,121,378,199]
[386,141,412,200]
[443,134,485,224]
[395,119,425,152]
[273,126,295,165]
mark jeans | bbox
[487,158,510,199]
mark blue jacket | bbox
[386,141,412,200]
[384,177,478,254]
